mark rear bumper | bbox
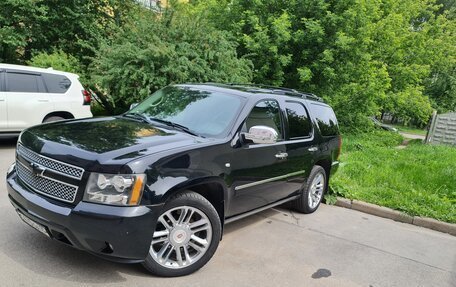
[7,168,161,263]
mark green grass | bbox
[390,124,427,136]
[331,130,456,223]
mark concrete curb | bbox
[334,197,456,236]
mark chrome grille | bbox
[16,161,78,203]
[17,144,84,180]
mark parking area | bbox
[0,139,455,287]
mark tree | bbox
[191,0,454,129]
[0,0,138,66]
[0,0,47,63]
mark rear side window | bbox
[311,103,339,136]
[42,73,71,93]
[285,101,312,138]
[0,71,4,91]
[6,72,44,93]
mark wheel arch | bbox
[161,177,228,227]
[315,159,331,178]
[42,111,75,122]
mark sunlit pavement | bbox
[1,139,455,287]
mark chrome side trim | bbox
[234,170,306,191]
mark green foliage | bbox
[191,0,455,129]
[0,0,138,66]
[90,10,252,113]
[28,50,81,74]
[0,0,454,124]
[323,193,338,205]
[0,0,47,63]
[332,131,456,223]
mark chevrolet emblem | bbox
[30,162,46,177]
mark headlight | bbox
[84,173,146,206]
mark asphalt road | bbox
[0,138,455,287]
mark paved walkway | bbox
[0,140,455,286]
[399,132,426,140]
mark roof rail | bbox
[226,83,323,102]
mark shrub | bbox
[90,11,253,113]
[28,50,82,74]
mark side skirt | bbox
[224,195,300,224]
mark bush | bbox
[28,50,82,74]
[90,11,253,113]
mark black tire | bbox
[43,116,65,123]
[294,165,327,214]
[142,191,222,277]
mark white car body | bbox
[0,64,92,134]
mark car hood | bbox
[19,116,204,171]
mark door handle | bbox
[0,99,5,102]
[308,147,318,152]
[275,152,288,159]
[38,99,49,102]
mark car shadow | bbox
[0,136,18,149]
[2,207,282,283]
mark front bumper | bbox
[7,167,161,263]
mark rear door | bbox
[280,100,316,193]
[0,70,6,129]
[42,72,74,111]
[5,70,53,130]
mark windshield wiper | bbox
[123,113,201,137]
[148,117,201,137]
[122,113,152,124]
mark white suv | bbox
[0,64,92,135]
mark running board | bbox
[225,195,300,224]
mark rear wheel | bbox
[142,191,221,277]
[294,165,327,214]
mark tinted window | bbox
[245,100,283,139]
[129,86,244,138]
[42,73,71,93]
[311,103,339,136]
[7,72,43,93]
[0,71,4,91]
[285,101,312,138]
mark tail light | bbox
[336,135,342,160]
[82,90,91,105]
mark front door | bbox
[228,99,299,216]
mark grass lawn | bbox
[390,124,428,136]
[331,130,456,223]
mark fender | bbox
[145,175,229,225]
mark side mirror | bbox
[129,103,139,110]
[242,125,278,144]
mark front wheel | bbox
[142,191,221,277]
[294,165,327,214]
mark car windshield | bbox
[126,86,244,138]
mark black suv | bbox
[6,83,341,277]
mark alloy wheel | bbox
[308,172,325,208]
[150,206,212,269]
